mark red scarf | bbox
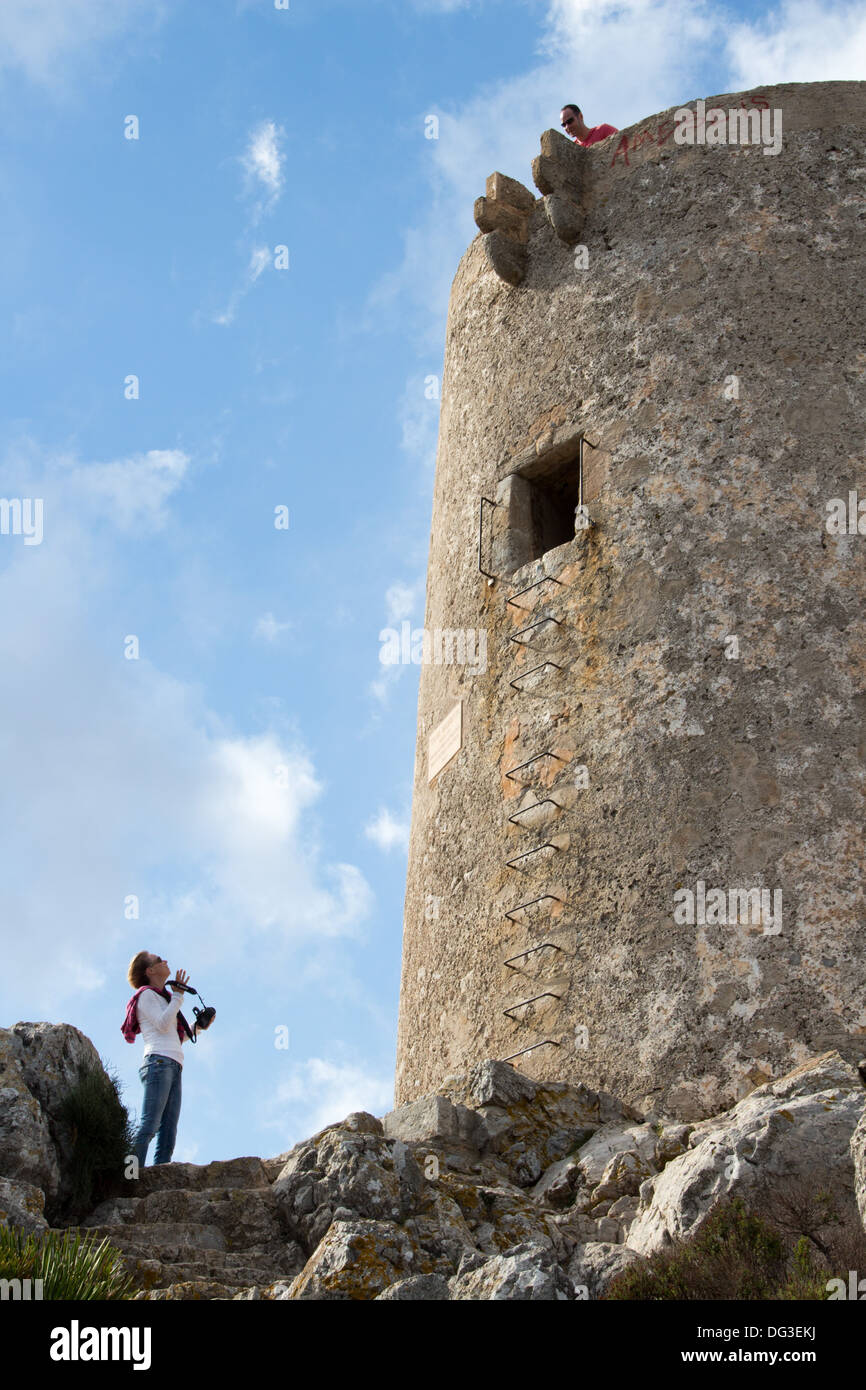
[121,985,192,1044]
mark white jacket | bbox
[138,988,185,1066]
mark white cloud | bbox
[369,575,426,705]
[726,0,866,85]
[188,736,375,937]
[384,579,423,624]
[70,448,189,530]
[254,612,292,642]
[242,120,285,199]
[0,0,162,87]
[263,1056,395,1144]
[211,123,285,324]
[364,807,411,853]
[0,439,373,1014]
[213,244,273,326]
[248,245,271,279]
[399,375,441,472]
[368,668,396,705]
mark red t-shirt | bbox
[575,124,618,147]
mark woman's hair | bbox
[127,950,153,989]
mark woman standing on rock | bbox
[122,952,192,1168]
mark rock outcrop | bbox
[630,1052,864,1255]
[0,1022,106,1217]
[1,1024,864,1299]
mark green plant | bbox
[605,1196,831,1301]
[57,1060,136,1215]
[0,1225,135,1300]
[776,1236,832,1301]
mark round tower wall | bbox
[395,81,866,1119]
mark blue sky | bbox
[1,0,864,1164]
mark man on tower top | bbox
[560,103,618,147]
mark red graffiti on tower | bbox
[610,93,770,167]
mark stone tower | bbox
[395,81,866,1121]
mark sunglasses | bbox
[561,115,576,128]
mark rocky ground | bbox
[2,1024,865,1299]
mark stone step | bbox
[130,1157,271,1196]
[122,1246,305,1294]
[81,1185,286,1251]
[134,1280,237,1301]
[66,1216,306,1289]
[69,1222,228,1257]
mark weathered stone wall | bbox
[395,81,866,1119]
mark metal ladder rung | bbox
[501,1039,562,1063]
[508,616,562,647]
[506,576,564,610]
[504,894,563,921]
[503,942,563,969]
[478,496,499,580]
[505,842,560,870]
[505,751,568,783]
[507,798,561,826]
[508,661,563,691]
[503,991,562,1020]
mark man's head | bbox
[561,104,589,141]
[128,950,170,989]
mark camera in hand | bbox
[167,980,216,1037]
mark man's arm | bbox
[137,988,183,1035]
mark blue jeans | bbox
[132,1055,182,1167]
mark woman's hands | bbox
[171,968,190,993]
